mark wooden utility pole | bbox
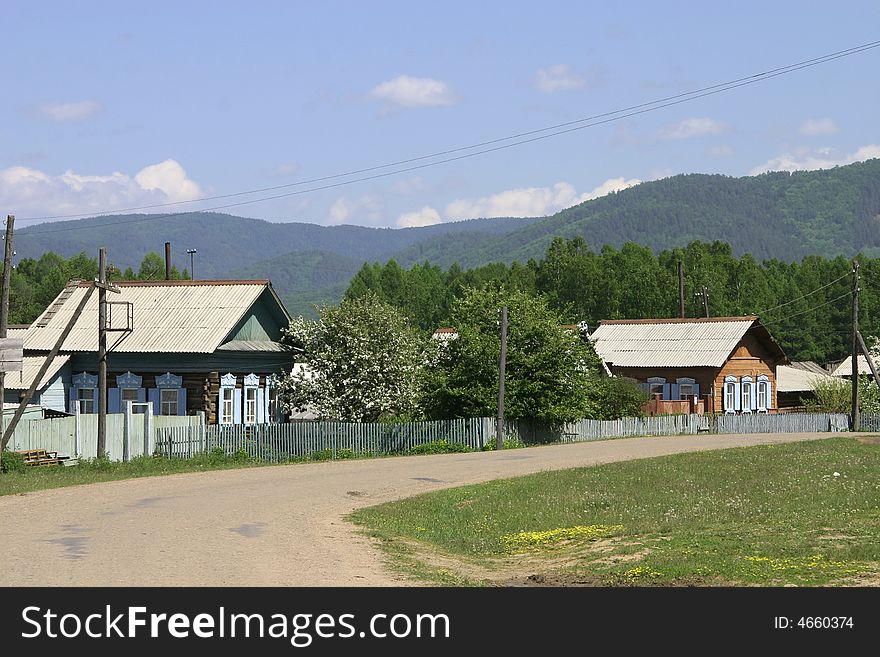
[677,261,685,318]
[0,215,13,467]
[98,247,108,458]
[1,285,96,450]
[856,330,880,389]
[496,306,508,451]
[852,260,860,431]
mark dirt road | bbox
[0,432,832,586]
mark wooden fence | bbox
[6,409,862,464]
[155,418,491,460]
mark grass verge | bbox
[349,436,880,586]
[0,449,264,496]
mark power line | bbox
[759,290,852,325]
[755,271,851,315]
[14,39,880,231]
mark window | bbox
[245,387,257,425]
[153,372,184,417]
[725,381,736,412]
[757,383,768,410]
[647,377,666,399]
[679,384,694,400]
[757,375,771,412]
[78,388,95,414]
[71,372,98,414]
[121,388,142,413]
[160,389,179,416]
[741,381,753,413]
[221,387,234,424]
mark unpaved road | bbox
[0,432,833,586]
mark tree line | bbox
[4,251,190,325]
[346,238,874,365]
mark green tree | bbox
[277,292,428,422]
[421,286,603,425]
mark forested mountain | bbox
[13,212,536,279]
[10,159,880,319]
[391,159,880,268]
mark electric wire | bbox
[15,39,880,232]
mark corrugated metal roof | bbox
[829,355,877,377]
[216,340,287,352]
[22,281,275,354]
[590,317,756,368]
[5,355,70,391]
[776,364,836,392]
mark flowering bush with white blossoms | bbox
[277,293,429,422]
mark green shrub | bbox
[0,451,27,474]
[481,435,526,451]
[408,440,472,455]
[309,448,357,461]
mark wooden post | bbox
[165,242,172,280]
[0,215,13,465]
[97,248,108,459]
[852,260,860,431]
[1,285,96,450]
[856,330,880,389]
[678,261,685,318]
[496,306,508,450]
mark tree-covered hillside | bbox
[394,159,880,268]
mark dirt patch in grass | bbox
[855,436,880,445]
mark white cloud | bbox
[369,75,457,108]
[532,64,586,93]
[749,144,880,175]
[800,118,839,136]
[445,177,641,221]
[325,195,383,225]
[397,206,442,228]
[134,160,203,202]
[657,117,726,140]
[0,159,202,218]
[709,144,734,156]
[39,100,103,122]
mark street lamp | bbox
[186,248,197,280]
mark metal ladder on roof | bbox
[34,279,82,327]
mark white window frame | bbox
[78,387,96,414]
[221,387,234,424]
[245,387,257,425]
[220,373,237,425]
[757,374,771,413]
[679,383,694,400]
[160,388,179,416]
[741,380,753,414]
[724,381,736,414]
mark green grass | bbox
[0,449,265,496]
[350,437,880,586]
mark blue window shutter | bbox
[137,388,146,403]
[68,388,78,414]
[233,389,242,424]
[693,383,701,398]
[671,383,680,400]
[734,382,741,411]
[766,381,773,409]
[662,383,670,400]
[108,388,121,414]
[750,385,757,411]
[148,388,160,415]
[256,388,265,423]
[177,388,187,416]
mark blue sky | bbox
[3,1,879,230]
